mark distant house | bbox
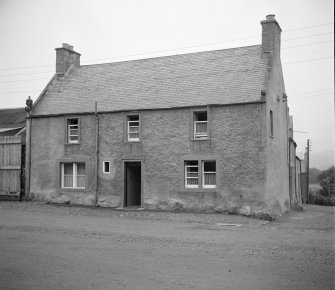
[0,108,26,139]
[26,15,294,217]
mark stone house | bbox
[26,15,292,217]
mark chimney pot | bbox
[266,14,275,20]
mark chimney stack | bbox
[55,43,81,75]
[261,14,282,56]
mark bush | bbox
[309,190,335,206]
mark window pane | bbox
[77,163,85,175]
[195,122,207,134]
[204,173,216,185]
[64,163,73,175]
[104,162,110,173]
[129,133,139,139]
[77,176,85,188]
[185,161,198,166]
[128,115,139,121]
[187,178,199,185]
[64,176,73,187]
[68,119,78,125]
[129,126,139,133]
[194,111,207,121]
[204,161,216,172]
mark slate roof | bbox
[0,108,26,129]
[33,45,270,116]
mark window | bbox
[185,160,216,189]
[202,161,216,188]
[103,161,110,174]
[61,163,85,189]
[270,110,274,136]
[67,118,79,143]
[127,115,140,141]
[194,111,208,139]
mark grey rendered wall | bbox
[30,103,268,214]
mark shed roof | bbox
[33,45,269,116]
[0,108,26,129]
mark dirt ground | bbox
[0,202,334,290]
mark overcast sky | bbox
[0,0,334,169]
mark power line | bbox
[284,22,334,32]
[281,56,334,65]
[289,88,334,97]
[289,91,334,101]
[281,39,334,50]
[0,24,333,72]
[0,70,54,78]
[284,32,334,41]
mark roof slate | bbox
[33,45,269,115]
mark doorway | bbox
[124,162,141,207]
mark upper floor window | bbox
[127,115,140,141]
[61,162,85,189]
[270,110,274,137]
[194,111,208,139]
[67,118,79,143]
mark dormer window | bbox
[194,111,208,139]
[67,118,79,143]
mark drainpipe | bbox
[25,97,33,200]
[94,101,99,206]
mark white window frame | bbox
[202,161,216,189]
[103,161,110,174]
[184,160,216,189]
[67,118,79,143]
[193,111,208,139]
[127,115,140,141]
[185,161,199,188]
[61,163,85,189]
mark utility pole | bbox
[306,139,311,203]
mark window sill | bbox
[191,138,210,141]
[65,142,80,145]
[58,188,86,193]
[125,140,142,143]
[182,187,217,193]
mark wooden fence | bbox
[0,136,23,198]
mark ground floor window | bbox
[185,160,216,189]
[61,162,85,189]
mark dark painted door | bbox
[125,162,141,207]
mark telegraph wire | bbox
[0,24,333,72]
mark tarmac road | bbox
[0,202,334,290]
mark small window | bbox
[185,161,199,188]
[202,161,216,188]
[67,118,79,143]
[270,110,274,136]
[103,161,110,174]
[61,162,85,189]
[194,111,208,139]
[127,115,140,141]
